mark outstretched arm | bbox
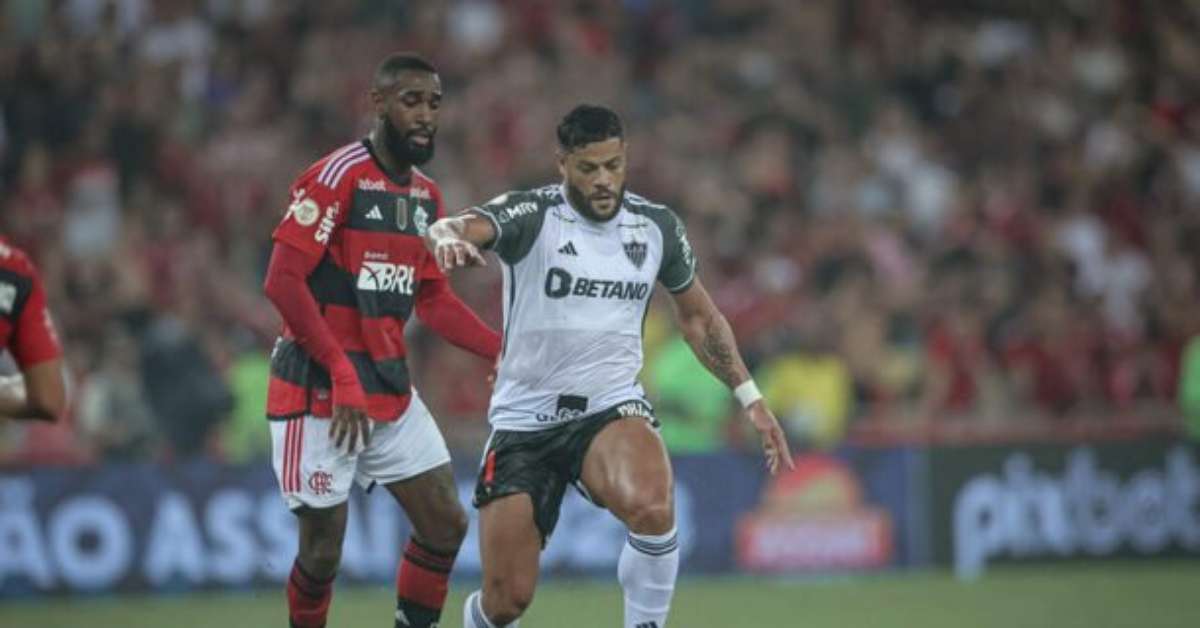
[424,212,497,273]
[415,273,501,362]
[669,279,794,474]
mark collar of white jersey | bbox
[558,184,626,231]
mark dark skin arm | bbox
[0,358,67,422]
[669,280,794,474]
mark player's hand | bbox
[744,401,794,475]
[329,404,370,454]
[434,239,487,272]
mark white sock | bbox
[618,527,680,628]
[463,589,519,628]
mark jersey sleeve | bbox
[655,207,697,293]
[466,191,546,265]
[271,165,348,259]
[10,264,61,368]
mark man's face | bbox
[559,137,627,222]
[372,70,442,165]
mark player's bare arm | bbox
[0,359,66,422]
[669,279,794,474]
[424,212,496,272]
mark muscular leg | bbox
[385,463,468,628]
[386,462,468,554]
[289,504,348,628]
[581,418,675,534]
[581,418,679,628]
[464,493,542,627]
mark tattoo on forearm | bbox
[699,316,744,389]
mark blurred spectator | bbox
[1179,335,1200,440]
[757,315,853,449]
[137,311,232,459]
[76,325,156,461]
[220,346,270,465]
[649,335,732,454]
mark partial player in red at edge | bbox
[0,236,66,424]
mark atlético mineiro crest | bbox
[395,198,408,230]
[623,240,647,269]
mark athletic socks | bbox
[461,528,678,628]
[463,589,519,628]
[618,527,680,628]
[395,537,457,627]
[287,559,334,628]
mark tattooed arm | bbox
[670,279,794,474]
[671,281,750,388]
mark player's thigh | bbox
[479,493,542,603]
[269,415,357,511]
[383,462,466,549]
[579,417,674,525]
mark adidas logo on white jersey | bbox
[557,241,579,256]
[366,205,384,220]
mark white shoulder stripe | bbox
[316,143,362,183]
[318,144,367,187]
[623,191,667,210]
[323,152,370,188]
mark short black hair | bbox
[374,52,437,88]
[557,104,623,152]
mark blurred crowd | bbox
[1,0,1197,465]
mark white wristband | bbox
[734,379,763,409]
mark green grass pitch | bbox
[3,562,1197,628]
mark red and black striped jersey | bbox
[0,238,61,368]
[266,140,446,422]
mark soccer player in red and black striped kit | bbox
[262,53,501,628]
[0,237,66,423]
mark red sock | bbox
[394,538,457,627]
[288,559,334,628]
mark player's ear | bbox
[369,87,385,116]
[556,149,568,178]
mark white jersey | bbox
[469,184,697,431]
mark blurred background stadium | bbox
[2,0,1199,626]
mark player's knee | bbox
[413,502,469,552]
[623,493,674,535]
[444,505,469,546]
[483,583,534,625]
[301,538,343,578]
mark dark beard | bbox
[566,182,624,223]
[382,116,435,166]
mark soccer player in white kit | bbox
[426,105,794,628]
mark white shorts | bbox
[269,392,451,510]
